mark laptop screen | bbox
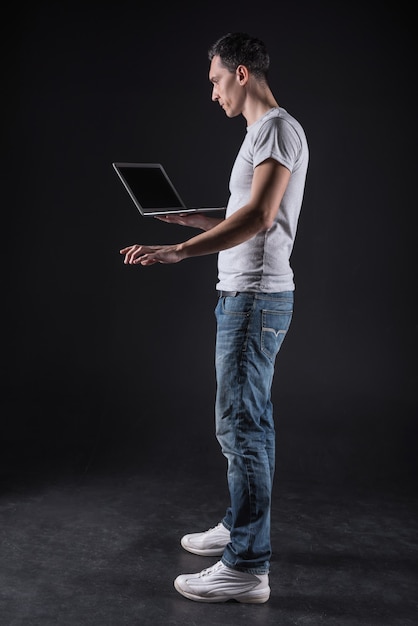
[113,163,185,213]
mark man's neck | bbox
[242,84,279,126]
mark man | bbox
[120,32,309,603]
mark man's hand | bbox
[155,212,224,231]
[119,212,225,267]
[119,244,184,266]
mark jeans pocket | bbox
[261,309,292,359]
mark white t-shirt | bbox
[216,107,309,293]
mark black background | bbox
[2,0,416,490]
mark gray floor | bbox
[0,445,417,626]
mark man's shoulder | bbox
[254,108,305,142]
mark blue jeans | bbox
[215,291,294,574]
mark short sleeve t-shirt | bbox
[216,107,309,293]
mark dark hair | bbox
[208,32,270,79]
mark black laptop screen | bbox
[115,164,184,211]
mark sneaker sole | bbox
[174,579,270,603]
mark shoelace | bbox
[205,523,222,533]
[199,562,223,577]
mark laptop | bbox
[112,162,225,216]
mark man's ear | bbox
[236,64,249,85]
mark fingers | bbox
[119,244,153,264]
[119,244,180,266]
[155,217,181,226]
[155,213,193,226]
[119,244,137,264]
[155,215,174,223]
[138,255,158,266]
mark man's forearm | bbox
[178,205,267,259]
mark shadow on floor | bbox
[0,440,417,626]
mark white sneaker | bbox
[181,523,230,556]
[174,560,270,603]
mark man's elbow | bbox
[259,210,276,231]
[263,216,275,230]
[246,203,277,233]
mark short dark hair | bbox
[208,32,270,79]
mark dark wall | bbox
[2,1,416,488]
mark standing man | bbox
[120,32,309,603]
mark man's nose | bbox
[211,86,219,101]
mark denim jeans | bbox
[215,291,294,574]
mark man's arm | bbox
[120,159,291,266]
[155,213,224,231]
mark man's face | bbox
[209,55,244,118]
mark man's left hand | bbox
[119,244,184,266]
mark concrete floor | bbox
[0,443,417,626]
